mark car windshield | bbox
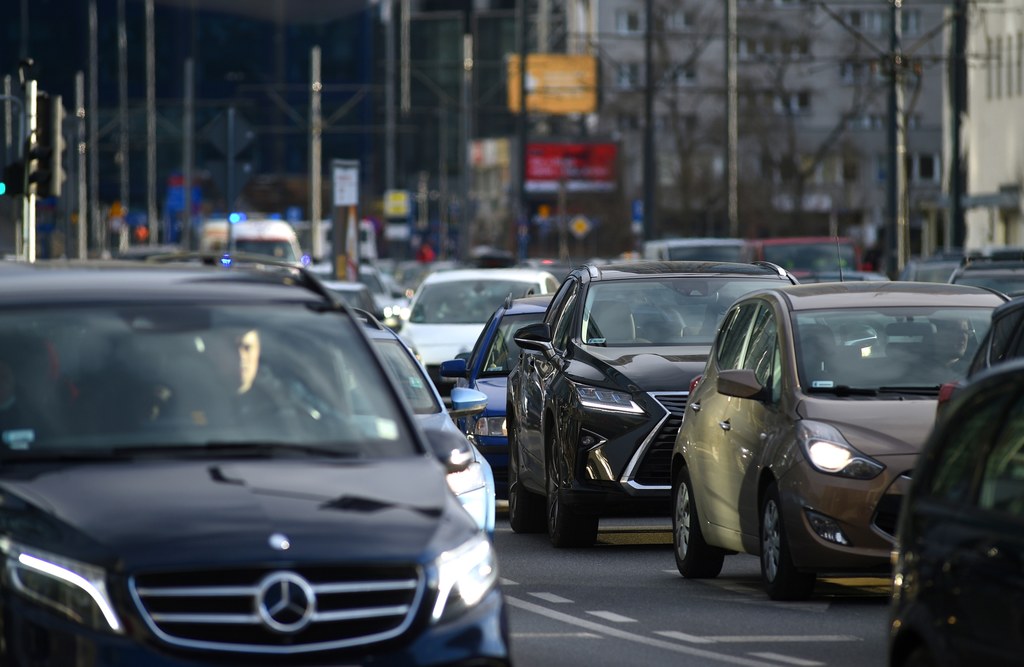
[582,277,776,346]
[0,304,416,458]
[372,339,441,415]
[233,239,297,262]
[794,307,994,393]
[666,245,746,262]
[410,279,539,324]
[480,312,546,376]
[762,243,856,274]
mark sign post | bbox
[332,159,359,280]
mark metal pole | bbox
[949,0,967,250]
[24,79,36,263]
[226,106,236,252]
[2,76,10,168]
[459,32,473,259]
[183,58,194,250]
[384,0,396,190]
[642,0,656,242]
[310,45,323,261]
[19,0,29,60]
[76,71,87,259]
[725,0,738,238]
[89,0,102,256]
[438,106,449,260]
[118,0,130,236]
[400,0,411,116]
[146,0,157,245]
[516,0,528,259]
[888,0,908,276]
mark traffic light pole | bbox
[23,79,36,263]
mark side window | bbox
[551,283,579,351]
[544,278,576,328]
[468,312,498,370]
[990,309,1024,364]
[979,393,1024,517]
[741,305,778,398]
[923,389,1008,505]
[716,303,758,371]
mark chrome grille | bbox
[633,392,688,487]
[131,564,424,654]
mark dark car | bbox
[889,358,1024,667]
[505,260,798,547]
[321,279,383,320]
[670,282,1005,600]
[949,255,1024,296]
[440,294,553,499]
[0,260,509,666]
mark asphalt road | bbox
[494,513,891,667]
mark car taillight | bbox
[689,375,702,395]
[937,381,959,405]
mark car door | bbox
[518,279,578,484]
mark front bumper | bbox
[1,587,510,667]
[777,454,916,573]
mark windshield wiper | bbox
[806,385,878,396]
[110,442,361,458]
[877,385,941,396]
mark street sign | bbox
[569,215,592,239]
[332,160,359,207]
[383,189,410,218]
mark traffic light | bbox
[27,92,66,198]
[2,160,25,196]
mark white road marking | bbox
[749,652,824,666]
[586,610,637,623]
[499,578,519,586]
[506,595,780,667]
[529,592,573,604]
[709,636,860,643]
[654,631,716,644]
[512,632,601,639]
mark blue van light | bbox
[219,254,233,268]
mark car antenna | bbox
[835,235,845,282]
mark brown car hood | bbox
[796,397,936,457]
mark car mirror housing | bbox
[423,427,475,474]
[448,387,488,419]
[440,358,469,379]
[717,368,767,400]
[513,322,553,353]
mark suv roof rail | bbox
[144,251,337,303]
[353,308,388,329]
[751,261,796,281]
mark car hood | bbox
[400,323,485,364]
[0,457,460,572]
[577,346,710,392]
[797,397,936,456]
[473,377,508,415]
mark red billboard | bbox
[525,142,618,193]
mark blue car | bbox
[441,294,553,499]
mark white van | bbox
[642,237,748,263]
[200,219,305,264]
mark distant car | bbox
[400,268,560,397]
[359,264,409,328]
[671,282,1005,600]
[898,253,962,283]
[642,238,748,263]
[800,270,890,283]
[320,279,383,320]
[359,313,496,536]
[506,260,799,547]
[745,236,862,278]
[949,255,1024,296]
[889,358,1024,667]
[440,294,553,499]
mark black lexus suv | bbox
[0,259,509,666]
[506,260,797,547]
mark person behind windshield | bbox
[931,318,972,372]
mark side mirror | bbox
[440,358,468,379]
[513,322,553,354]
[423,427,475,474]
[717,368,767,401]
[448,387,488,419]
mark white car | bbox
[400,268,560,395]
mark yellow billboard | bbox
[507,53,598,115]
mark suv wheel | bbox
[760,482,816,601]
[672,467,724,578]
[508,418,545,533]
[545,437,597,548]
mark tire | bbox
[545,435,598,548]
[760,482,816,601]
[672,467,725,578]
[508,417,545,534]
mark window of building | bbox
[916,154,939,183]
[988,37,994,99]
[997,36,1003,99]
[616,63,642,90]
[666,9,694,32]
[617,113,640,132]
[673,63,697,86]
[615,9,643,34]
[842,157,860,184]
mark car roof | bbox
[321,279,370,292]
[418,267,556,285]
[749,236,855,245]
[646,238,746,247]
[502,294,553,315]
[760,281,1009,311]
[0,260,331,307]
[582,260,792,281]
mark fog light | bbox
[805,510,849,545]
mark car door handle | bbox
[689,402,701,412]
[718,420,731,431]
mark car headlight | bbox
[1,538,123,633]
[473,416,507,437]
[798,421,884,479]
[431,533,498,623]
[447,461,491,532]
[575,384,643,414]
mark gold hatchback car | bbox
[670,282,1007,600]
